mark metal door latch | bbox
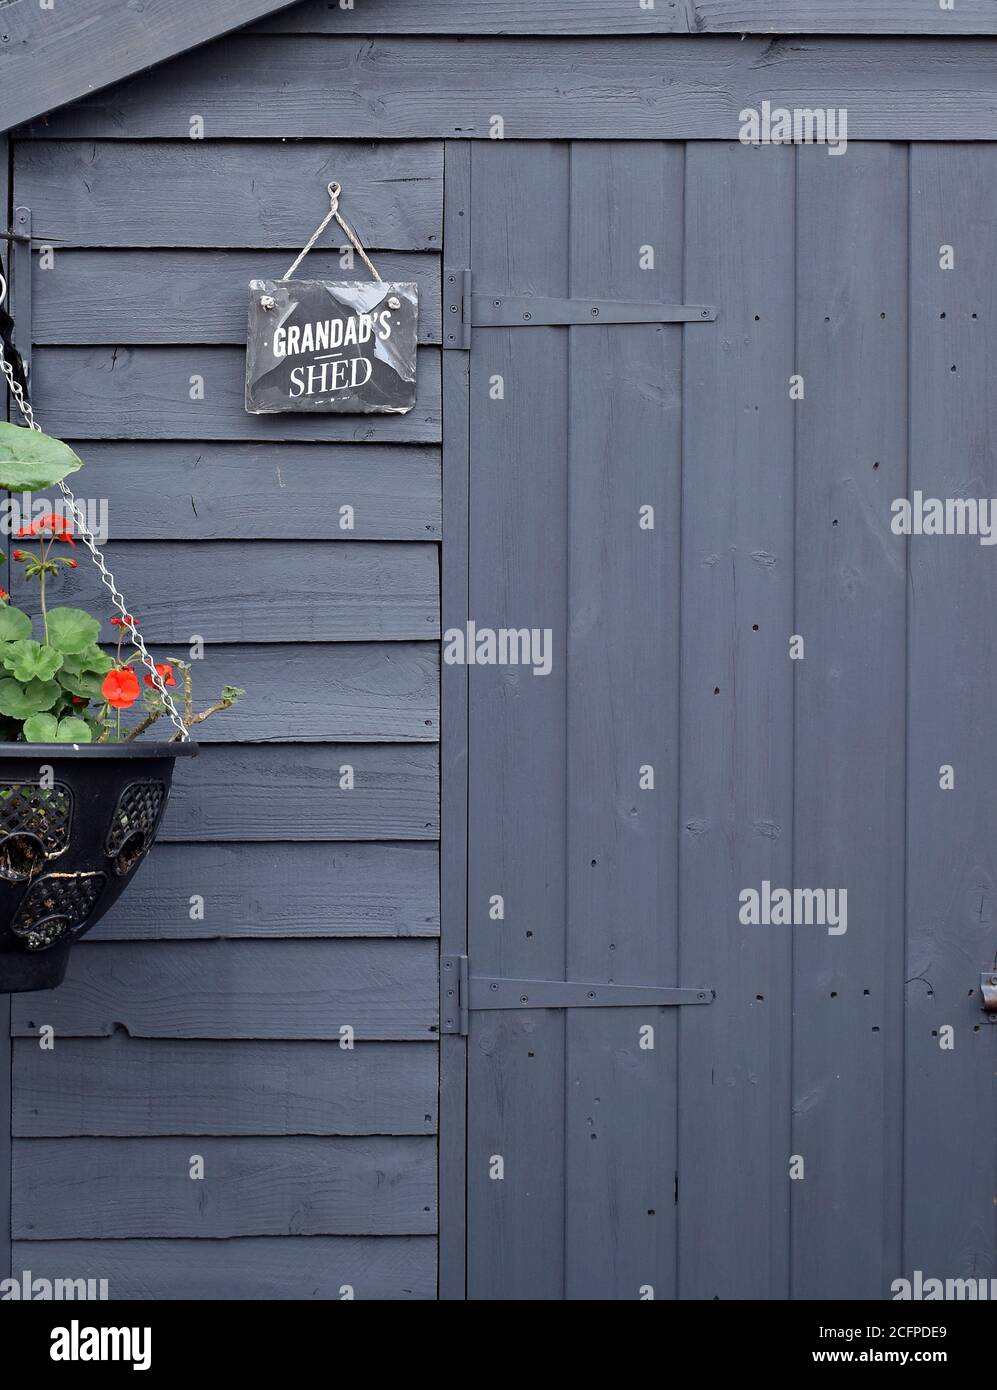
[981,972,997,1020]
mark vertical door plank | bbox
[439,139,471,1300]
[678,142,796,1299]
[792,143,908,1299]
[465,141,570,1299]
[905,143,997,1282]
[563,142,684,1301]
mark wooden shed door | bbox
[442,139,997,1300]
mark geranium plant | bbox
[0,421,242,744]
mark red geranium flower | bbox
[101,667,140,709]
[110,614,136,629]
[11,550,25,562]
[144,662,177,690]
[0,588,9,602]
[18,513,75,546]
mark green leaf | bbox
[57,643,112,698]
[0,676,61,719]
[22,712,59,743]
[3,639,63,683]
[57,667,105,699]
[22,712,92,744]
[0,606,33,642]
[60,644,113,677]
[0,423,83,492]
[46,607,101,655]
[55,716,92,744]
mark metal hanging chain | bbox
[0,273,190,740]
[282,181,383,282]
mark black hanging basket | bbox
[0,742,197,994]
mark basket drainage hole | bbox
[0,833,47,882]
[113,829,149,878]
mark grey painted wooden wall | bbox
[4,0,996,1302]
[3,92,443,1303]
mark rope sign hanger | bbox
[244,179,419,417]
[282,182,384,283]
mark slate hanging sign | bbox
[244,181,418,415]
[245,278,418,414]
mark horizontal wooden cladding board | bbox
[254,0,997,36]
[92,841,440,940]
[12,1136,436,1238]
[48,441,441,541]
[96,643,440,744]
[18,542,439,643]
[13,1037,438,1136]
[10,939,439,1039]
[22,36,997,140]
[31,346,442,443]
[11,1235,436,1299]
[12,141,443,248]
[34,249,442,344]
[160,744,439,842]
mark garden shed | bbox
[0,0,995,1302]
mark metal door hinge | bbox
[441,953,713,1035]
[443,269,716,349]
[981,971,997,1020]
[441,953,469,1035]
[444,269,472,350]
